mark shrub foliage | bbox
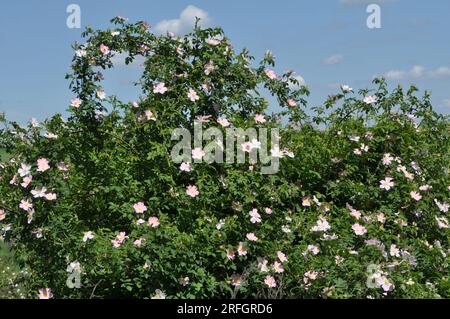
[0,18,449,299]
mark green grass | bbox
[0,149,22,298]
[0,148,9,161]
[0,241,15,264]
[1,145,25,296]
[0,241,28,299]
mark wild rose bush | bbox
[0,18,449,299]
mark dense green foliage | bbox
[0,18,448,299]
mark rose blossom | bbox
[37,158,50,172]
[264,275,276,288]
[237,242,248,256]
[153,82,168,94]
[277,251,287,263]
[246,232,258,242]
[254,114,266,124]
[133,202,147,214]
[410,191,422,201]
[100,44,110,55]
[192,147,205,160]
[287,99,297,107]
[187,88,199,102]
[186,185,199,198]
[37,288,53,299]
[148,216,160,228]
[71,98,82,108]
[180,162,193,172]
[83,231,95,242]
[19,199,33,211]
[352,223,367,236]
[379,177,394,191]
[363,95,378,104]
[264,69,277,80]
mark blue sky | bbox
[1,0,449,123]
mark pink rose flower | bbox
[264,275,276,288]
[186,185,199,198]
[100,44,110,55]
[37,158,50,172]
[148,216,160,228]
[133,202,148,214]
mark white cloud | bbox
[110,51,145,68]
[384,70,406,80]
[323,54,344,65]
[409,65,425,78]
[290,75,306,88]
[288,75,306,90]
[429,66,450,79]
[442,99,450,107]
[154,5,212,35]
[382,65,450,81]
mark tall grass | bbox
[0,148,9,161]
[0,148,29,299]
[0,241,29,299]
